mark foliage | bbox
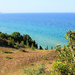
[0,33,6,38]
[30,63,34,66]
[23,63,48,75]
[20,41,24,47]
[43,54,47,60]
[11,32,22,42]
[31,43,35,50]
[11,32,21,39]
[53,30,75,75]
[2,51,13,54]
[0,31,38,49]
[26,40,29,47]
[65,30,75,51]
[53,44,75,75]
[56,44,61,52]
[8,38,15,47]
[16,41,19,48]
[0,38,8,47]
[45,45,48,50]
[51,46,53,49]
[39,46,43,50]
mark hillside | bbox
[0,46,57,75]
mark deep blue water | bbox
[0,13,75,49]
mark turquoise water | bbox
[0,13,75,49]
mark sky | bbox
[0,0,75,13]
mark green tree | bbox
[11,32,22,42]
[20,41,24,47]
[12,39,14,46]
[8,38,14,47]
[23,34,31,41]
[39,46,43,50]
[51,46,53,50]
[45,45,48,50]
[16,41,19,48]
[0,33,6,38]
[31,43,35,50]
[26,40,29,47]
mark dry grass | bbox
[0,47,57,75]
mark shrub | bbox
[53,45,75,75]
[56,44,61,52]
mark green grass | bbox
[30,63,34,66]
[43,55,47,60]
[23,63,48,75]
[2,51,13,54]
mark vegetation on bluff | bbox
[23,30,75,75]
[0,30,75,75]
[0,31,39,49]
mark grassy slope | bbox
[0,47,57,75]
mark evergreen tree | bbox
[20,41,24,47]
[8,38,14,47]
[11,39,14,46]
[51,46,53,49]
[39,46,43,50]
[31,43,35,50]
[45,45,48,50]
[26,40,29,47]
[16,41,19,48]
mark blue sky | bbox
[0,0,75,13]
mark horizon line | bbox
[0,12,75,14]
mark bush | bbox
[11,32,22,42]
[56,44,61,52]
[53,61,69,74]
[53,45,75,75]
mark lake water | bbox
[0,13,75,49]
